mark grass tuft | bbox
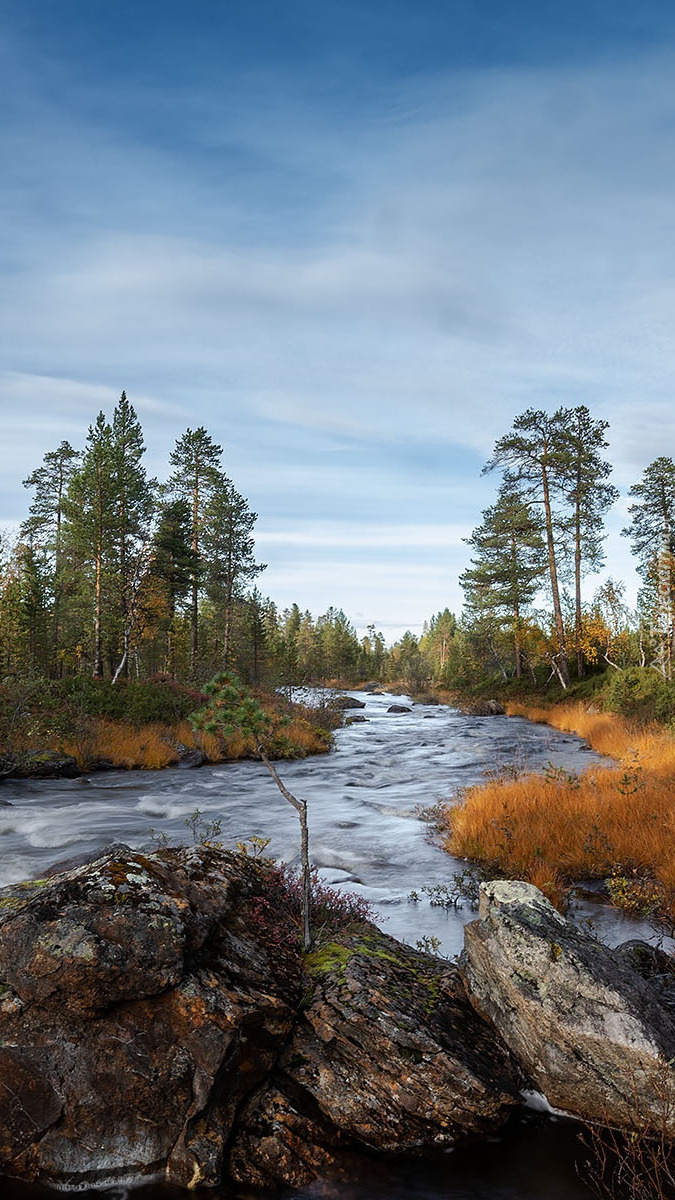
[444,701,675,926]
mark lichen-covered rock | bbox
[0,846,303,1190]
[229,929,521,1188]
[462,880,675,1132]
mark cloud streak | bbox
[2,22,673,633]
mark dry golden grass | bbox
[64,721,178,771]
[444,700,675,922]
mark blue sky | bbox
[2,1,675,639]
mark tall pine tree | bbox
[558,407,618,677]
[168,428,224,676]
[622,457,675,678]
[461,483,546,678]
[22,440,81,674]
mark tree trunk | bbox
[259,748,312,951]
[575,495,584,678]
[541,466,570,688]
[93,549,103,679]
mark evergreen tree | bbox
[63,412,116,678]
[168,428,224,675]
[146,498,197,675]
[22,440,81,673]
[461,484,547,678]
[109,393,155,680]
[559,407,618,677]
[622,457,675,678]
[202,482,266,667]
[484,409,572,685]
[420,609,457,681]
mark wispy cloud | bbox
[1,24,673,631]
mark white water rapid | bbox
[0,691,656,956]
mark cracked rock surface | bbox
[0,845,302,1189]
[462,880,675,1131]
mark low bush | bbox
[601,667,675,725]
[51,676,206,725]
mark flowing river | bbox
[0,692,658,1200]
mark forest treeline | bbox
[2,397,675,716]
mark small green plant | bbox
[415,934,443,956]
[236,835,272,858]
[184,808,223,846]
[543,762,580,789]
[409,867,485,912]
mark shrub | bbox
[602,668,675,725]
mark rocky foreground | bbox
[0,847,672,1191]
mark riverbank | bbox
[0,677,338,778]
[442,697,675,928]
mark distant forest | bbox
[1,396,674,696]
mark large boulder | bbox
[461,880,675,1133]
[0,846,303,1190]
[229,930,521,1188]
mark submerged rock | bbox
[462,880,675,1133]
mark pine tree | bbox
[623,457,675,678]
[110,393,155,680]
[148,498,197,674]
[484,410,571,685]
[63,413,116,678]
[168,428,224,676]
[22,440,81,674]
[461,484,546,678]
[202,481,266,667]
[559,407,618,677]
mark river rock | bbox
[461,880,675,1133]
[466,699,505,716]
[328,695,367,710]
[2,751,81,779]
[229,930,521,1188]
[175,744,205,768]
[387,704,412,714]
